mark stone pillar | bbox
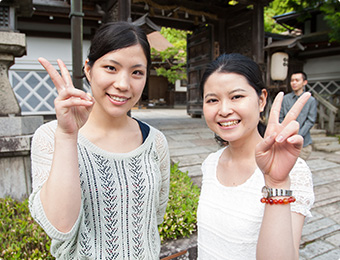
[0,31,43,201]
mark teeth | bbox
[220,120,239,127]
[110,95,127,102]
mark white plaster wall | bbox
[304,55,340,81]
[11,36,91,71]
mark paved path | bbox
[132,108,340,260]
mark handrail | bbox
[312,91,338,113]
[310,90,338,134]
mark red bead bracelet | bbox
[260,196,296,205]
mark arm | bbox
[299,98,317,137]
[255,92,311,260]
[155,131,170,225]
[36,58,94,233]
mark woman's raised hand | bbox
[255,92,311,187]
[38,58,94,135]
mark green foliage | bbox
[265,0,340,42]
[158,163,200,242]
[151,27,190,84]
[319,1,340,42]
[0,197,54,259]
[264,0,295,33]
[0,165,200,257]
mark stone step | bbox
[313,143,340,153]
[310,128,327,138]
[312,136,339,146]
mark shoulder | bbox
[307,93,317,104]
[202,147,225,172]
[289,158,313,192]
[148,123,167,142]
[284,92,294,98]
[143,122,169,154]
[32,120,57,143]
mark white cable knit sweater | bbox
[29,120,170,260]
[197,147,314,260]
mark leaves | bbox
[264,0,340,42]
[0,197,54,259]
[151,27,191,84]
[158,164,200,242]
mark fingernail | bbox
[276,135,284,143]
[287,136,294,142]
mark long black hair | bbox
[201,53,267,145]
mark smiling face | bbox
[84,44,147,119]
[203,72,267,144]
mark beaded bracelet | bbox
[260,196,296,205]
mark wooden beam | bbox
[118,0,131,21]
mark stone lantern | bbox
[0,1,43,200]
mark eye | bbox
[231,95,243,100]
[132,70,145,76]
[105,66,116,71]
[206,98,218,103]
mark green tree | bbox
[264,0,295,33]
[264,0,340,42]
[151,27,190,84]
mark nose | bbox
[219,100,233,117]
[114,72,129,91]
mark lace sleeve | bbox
[30,121,57,191]
[154,130,170,225]
[290,158,315,218]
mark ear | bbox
[84,59,91,83]
[303,79,308,86]
[259,89,268,112]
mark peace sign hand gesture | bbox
[255,92,311,187]
[39,58,94,136]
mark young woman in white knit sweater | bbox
[29,22,170,259]
[197,53,314,260]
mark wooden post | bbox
[70,0,84,90]
[252,2,264,64]
[118,0,131,22]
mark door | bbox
[186,25,214,117]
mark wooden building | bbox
[2,0,272,117]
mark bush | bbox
[158,163,200,242]
[0,197,53,259]
[0,164,199,258]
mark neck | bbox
[294,88,304,96]
[81,105,131,134]
[227,130,263,158]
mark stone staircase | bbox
[311,128,340,153]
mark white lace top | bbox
[197,147,314,260]
[29,120,170,260]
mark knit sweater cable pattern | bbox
[29,120,170,260]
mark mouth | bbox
[219,120,240,127]
[107,94,129,102]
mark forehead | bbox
[204,72,255,93]
[101,44,147,64]
[291,73,304,80]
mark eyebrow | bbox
[204,88,247,99]
[102,59,147,69]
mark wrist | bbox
[264,177,291,190]
[55,127,78,141]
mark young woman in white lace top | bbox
[197,53,314,260]
[29,22,170,259]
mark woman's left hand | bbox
[255,92,311,187]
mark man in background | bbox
[280,71,318,160]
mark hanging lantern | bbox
[270,52,289,81]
